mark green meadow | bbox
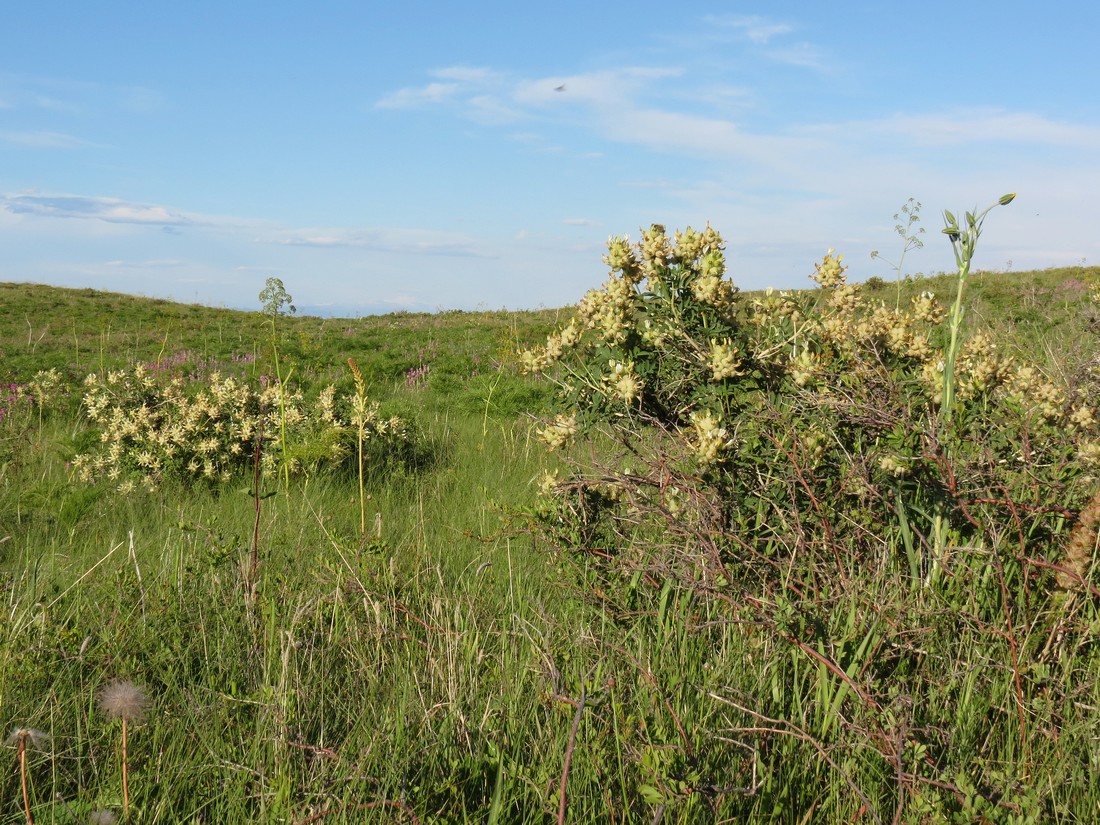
[2,254,1100,823]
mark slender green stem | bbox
[932,194,1015,564]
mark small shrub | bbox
[70,364,413,492]
[524,222,1100,820]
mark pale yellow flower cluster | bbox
[1070,404,1097,431]
[802,429,827,466]
[640,224,673,279]
[826,283,863,313]
[581,276,635,345]
[20,368,67,408]
[521,226,740,380]
[639,318,671,348]
[519,347,552,375]
[72,365,407,492]
[811,249,848,289]
[692,263,738,313]
[955,332,1011,399]
[910,291,944,324]
[878,455,910,478]
[537,414,578,450]
[537,469,560,497]
[920,360,946,406]
[605,360,641,404]
[707,338,743,381]
[788,350,821,388]
[603,235,642,285]
[673,224,723,265]
[812,279,934,364]
[519,318,587,374]
[1080,440,1100,468]
[1006,364,1065,422]
[853,305,933,362]
[689,410,733,465]
[319,384,339,424]
[750,288,801,329]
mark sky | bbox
[2,1,1099,316]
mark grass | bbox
[2,268,1100,823]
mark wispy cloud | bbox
[104,258,189,268]
[375,66,502,110]
[681,14,833,73]
[0,130,102,149]
[848,109,1100,148]
[513,67,683,107]
[705,14,794,45]
[0,73,165,115]
[765,43,830,71]
[2,193,193,225]
[376,62,827,172]
[268,226,492,257]
[375,81,463,109]
[432,66,495,83]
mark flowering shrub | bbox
[523,222,1100,819]
[71,364,410,493]
[525,224,1099,584]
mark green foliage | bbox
[69,363,415,491]
[258,277,296,321]
[3,249,1100,823]
[871,196,926,308]
[526,221,1100,820]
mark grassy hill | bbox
[1,266,1099,823]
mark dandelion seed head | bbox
[98,680,149,723]
[88,810,119,825]
[5,727,49,749]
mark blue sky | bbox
[3,1,1099,315]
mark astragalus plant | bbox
[524,221,1100,821]
[70,364,410,492]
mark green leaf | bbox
[639,785,667,805]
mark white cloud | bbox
[0,130,102,149]
[0,73,165,115]
[432,66,495,83]
[706,14,793,45]
[854,110,1100,148]
[104,258,189,268]
[375,66,504,110]
[513,67,683,108]
[1,193,194,225]
[267,226,492,257]
[467,94,525,124]
[375,81,462,109]
[765,43,830,71]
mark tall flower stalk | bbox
[870,197,926,310]
[939,193,1016,422]
[258,277,296,491]
[98,680,149,817]
[348,357,369,538]
[931,193,1015,560]
[7,727,48,825]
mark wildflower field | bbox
[3,218,1100,823]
